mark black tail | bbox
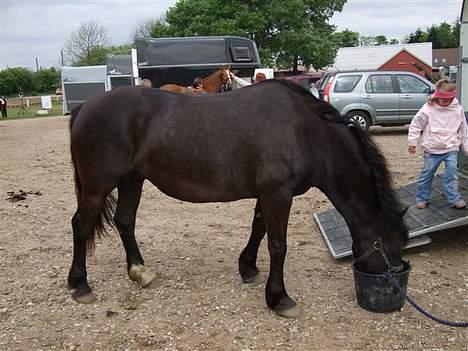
[69,104,116,251]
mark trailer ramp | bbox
[314,174,468,259]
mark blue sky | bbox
[0,0,464,70]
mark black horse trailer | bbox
[135,36,261,88]
[61,36,262,113]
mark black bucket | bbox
[352,260,411,313]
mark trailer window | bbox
[230,46,252,62]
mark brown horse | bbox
[68,80,408,317]
[159,67,232,94]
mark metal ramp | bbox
[314,174,468,259]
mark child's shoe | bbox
[416,202,427,209]
[452,200,466,209]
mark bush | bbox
[0,67,60,96]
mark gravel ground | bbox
[0,116,466,351]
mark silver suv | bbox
[319,70,435,130]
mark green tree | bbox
[0,67,35,95]
[435,22,452,48]
[405,21,460,48]
[451,20,460,47]
[426,25,440,49]
[107,44,133,56]
[132,18,162,43]
[406,28,427,43]
[333,29,359,48]
[149,0,346,72]
[359,35,377,46]
[33,68,60,93]
[375,35,388,46]
[73,44,133,66]
[64,20,111,66]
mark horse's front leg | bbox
[239,199,266,282]
[261,191,299,318]
[115,174,157,288]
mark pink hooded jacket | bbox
[408,98,468,155]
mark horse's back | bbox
[70,81,345,200]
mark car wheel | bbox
[346,111,371,131]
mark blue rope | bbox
[384,272,468,328]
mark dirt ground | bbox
[0,116,467,351]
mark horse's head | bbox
[352,207,408,274]
[341,122,409,274]
[220,66,232,92]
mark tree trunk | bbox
[292,56,299,74]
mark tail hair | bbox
[69,104,116,251]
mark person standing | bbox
[408,79,468,209]
[191,77,207,94]
[230,72,267,87]
[0,96,7,118]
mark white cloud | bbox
[0,0,177,69]
[331,0,462,41]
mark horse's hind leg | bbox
[68,193,106,304]
[239,199,266,283]
[261,191,299,318]
[114,173,156,288]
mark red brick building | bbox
[333,43,433,78]
[379,49,433,78]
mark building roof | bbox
[333,42,433,71]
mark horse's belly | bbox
[145,172,253,203]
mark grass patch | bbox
[2,98,63,120]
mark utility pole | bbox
[35,57,39,71]
[61,50,64,67]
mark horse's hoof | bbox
[72,291,96,304]
[129,265,157,288]
[240,267,259,283]
[275,305,301,318]
[242,273,261,284]
[270,297,299,318]
[139,270,157,288]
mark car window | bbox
[365,75,394,93]
[333,75,361,93]
[397,75,430,93]
[318,74,333,90]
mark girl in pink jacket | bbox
[408,79,468,209]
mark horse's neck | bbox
[203,71,222,93]
[317,143,378,230]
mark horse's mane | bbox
[266,78,408,246]
[348,125,408,246]
[263,79,346,123]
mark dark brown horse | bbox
[159,67,232,94]
[68,80,408,317]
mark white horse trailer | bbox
[61,65,108,114]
